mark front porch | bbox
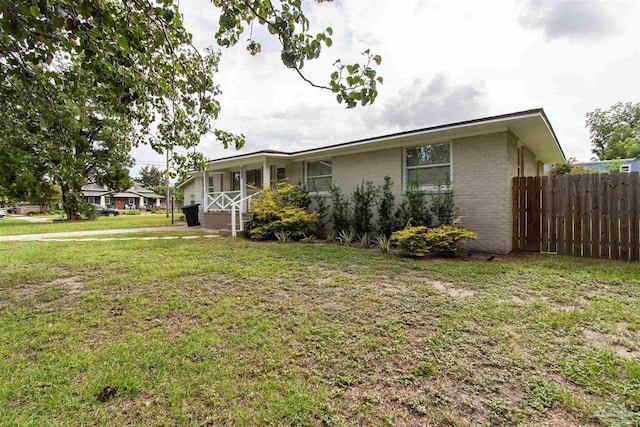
[198,156,289,236]
[202,159,287,212]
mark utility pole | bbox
[165,149,170,218]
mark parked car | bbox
[0,208,6,219]
[6,207,17,214]
[92,204,120,217]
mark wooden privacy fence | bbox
[513,173,640,261]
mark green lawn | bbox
[1,239,639,426]
[0,215,180,236]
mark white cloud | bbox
[374,74,488,128]
[518,0,617,41]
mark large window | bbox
[246,169,262,189]
[232,169,262,191]
[306,160,332,192]
[405,143,451,189]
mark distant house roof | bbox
[81,182,165,199]
[575,158,640,173]
[82,190,110,197]
[112,192,142,198]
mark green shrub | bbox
[282,181,312,208]
[391,225,430,257]
[374,234,392,253]
[395,187,431,227]
[248,183,319,240]
[358,232,373,248]
[313,195,328,236]
[337,229,356,246]
[300,234,317,243]
[275,231,291,243]
[122,210,142,215]
[351,179,378,235]
[425,219,478,257]
[430,182,458,226]
[330,185,351,233]
[78,201,99,220]
[377,175,397,237]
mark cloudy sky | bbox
[132,0,640,175]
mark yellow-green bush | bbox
[248,183,318,240]
[391,219,478,257]
[391,225,430,257]
[426,220,477,257]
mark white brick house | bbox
[179,109,565,253]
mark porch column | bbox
[99,195,105,206]
[203,170,208,211]
[139,196,144,209]
[240,166,246,214]
[263,158,271,189]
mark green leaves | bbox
[1,0,226,216]
[587,102,640,160]
[117,35,130,52]
[328,50,383,108]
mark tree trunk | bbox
[61,185,79,221]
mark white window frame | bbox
[403,141,453,191]
[104,196,111,206]
[305,159,332,194]
[87,196,96,204]
[621,165,631,173]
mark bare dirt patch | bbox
[532,409,597,426]
[404,273,476,297]
[583,329,640,359]
[142,312,201,337]
[12,275,85,300]
[377,281,413,295]
[510,294,589,313]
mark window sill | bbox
[308,191,331,197]
[404,185,454,195]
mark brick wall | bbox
[453,132,512,254]
[332,148,403,198]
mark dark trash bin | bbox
[181,204,201,227]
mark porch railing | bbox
[230,190,263,237]
[206,191,241,211]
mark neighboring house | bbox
[179,109,565,254]
[574,158,640,174]
[81,182,165,210]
